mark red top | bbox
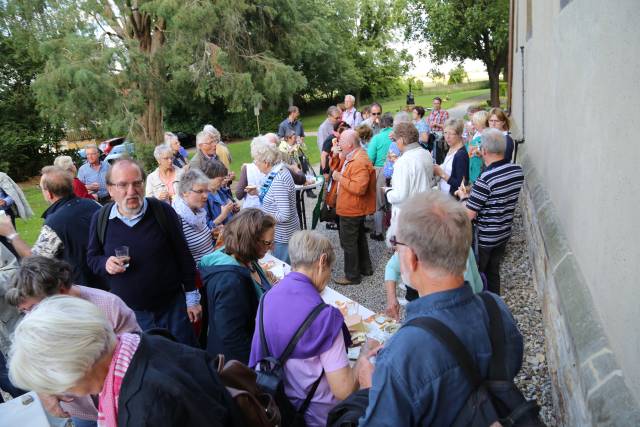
[73,177,96,200]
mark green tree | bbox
[404,0,509,106]
[447,64,468,84]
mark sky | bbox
[399,40,488,82]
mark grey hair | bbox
[53,155,75,172]
[344,94,356,103]
[8,296,117,395]
[444,118,464,136]
[284,129,296,139]
[289,231,336,270]
[288,106,299,115]
[5,256,73,307]
[84,144,99,153]
[326,106,340,117]
[251,139,281,165]
[393,111,412,125]
[203,125,221,142]
[481,128,507,154]
[153,143,173,161]
[397,192,471,276]
[164,132,178,144]
[380,112,394,128]
[178,168,210,195]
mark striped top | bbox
[261,167,300,243]
[466,160,524,248]
[180,218,215,264]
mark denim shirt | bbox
[359,285,523,427]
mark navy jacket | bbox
[117,332,242,427]
[446,147,469,198]
[41,195,104,288]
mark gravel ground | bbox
[305,194,557,425]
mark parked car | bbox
[105,141,135,164]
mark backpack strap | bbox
[298,369,325,415]
[97,201,115,247]
[479,293,509,380]
[404,317,483,389]
[279,303,328,364]
[258,294,271,357]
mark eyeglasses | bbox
[488,119,504,123]
[260,239,274,247]
[189,189,208,195]
[109,180,144,191]
[389,235,408,248]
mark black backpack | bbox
[405,293,545,427]
[255,297,328,427]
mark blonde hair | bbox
[8,296,117,395]
[444,118,464,136]
[472,111,489,129]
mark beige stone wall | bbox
[510,0,640,405]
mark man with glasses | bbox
[190,129,226,172]
[356,192,523,426]
[87,159,200,346]
[361,102,383,136]
[317,106,342,153]
[78,144,110,204]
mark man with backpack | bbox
[86,159,200,346]
[355,192,525,426]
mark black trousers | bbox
[477,242,507,295]
[338,215,372,282]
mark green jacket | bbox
[367,128,392,167]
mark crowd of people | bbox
[0,93,530,426]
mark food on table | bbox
[345,314,367,333]
[259,260,275,270]
[350,332,366,347]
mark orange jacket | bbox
[336,148,376,217]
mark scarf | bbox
[97,333,141,427]
[172,195,208,232]
[249,272,350,367]
[258,163,284,203]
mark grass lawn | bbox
[15,87,487,244]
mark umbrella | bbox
[311,177,326,230]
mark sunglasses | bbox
[371,112,381,116]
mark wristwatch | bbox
[6,232,19,242]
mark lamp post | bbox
[406,81,415,106]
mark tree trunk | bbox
[487,65,501,108]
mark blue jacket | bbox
[199,249,271,364]
[359,286,523,426]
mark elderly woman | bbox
[8,296,240,426]
[487,107,515,162]
[467,110,489,184]
[164,132,189,168]
[172,169,214,265]
[203,161,236,233]
[5,256,139,425]
[246,140,299,263]
[279,129,305,170]
[199,209,274,363]
[433,118,469,198]
[235,136,270,209]
[145,143,182,203]
[249,231,358,427]
[53,155,95,200]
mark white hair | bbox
[393,111,412,125]
[289,231,336,270]
[153,143,173,161]
[481,128,507,154]
[164,132,178,145]
[251,139,280,166]
[344,94,355,103]
[53,155,75,172]
[203,125,221,142]
[8,296,116,395]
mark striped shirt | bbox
[427,109,449,130]
[261,167,300,243]
[180,218,215,264]
[466,160,524,248]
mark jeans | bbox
[134,292,196,346]
[338,215,372,282]
[477,242,507,295]
[71,418,97,427]
[272,242,290,264]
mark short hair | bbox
[84,144,99,154]
[289,231,336,270]
[153,143,173,161]
[105,158,146,185]
[370,102,382,112]
[472,110,489,129]
[288,106,299,115]
[178,168,210,195]
[251,139,280,165]
[380,113,394,128]
[444,118,464,136]
[356,124,373,142]
[397,192,471,276]
[262,133,279,146]
[202,159,228,179]
[333,120,350,132]
[413,106,426,118]
[53,156,75,172]
[164,132,178,144]
[327,106,340,117]
[393,111,412,125]
[222,209,276,263]
[393,122,419,145]
[344,94,356,103]
[361,105,371,115]
[203,124,222,142]
[5,256,73,307]
[488,107,510,130]
[481,128,507,154]
[8,295,117,395]
[433,96,443,103]
[196,130,211,147]
[284,129,296,139]
[40,166,73,198]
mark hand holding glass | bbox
[115,246,130,269]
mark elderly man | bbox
[332,129,376,285]
[86,159,200,345]
[317,106,342,153]
[203,124,232,168]
[191,130,225,172]
[457,128,525,295]
[356,192,523,425]
[342,94,363,128]
[278,106,305,143]
[0,166,103,289]
[360,102,383,136]
[78,144,110,204]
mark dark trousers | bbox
[0,351,25,402]
[338,215,372,282]
[134,292,196,347]
[477,242,507,295]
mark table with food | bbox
[259,253,400,360]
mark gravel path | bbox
[305,195,556,425]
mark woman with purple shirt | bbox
[249,231,360,427]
